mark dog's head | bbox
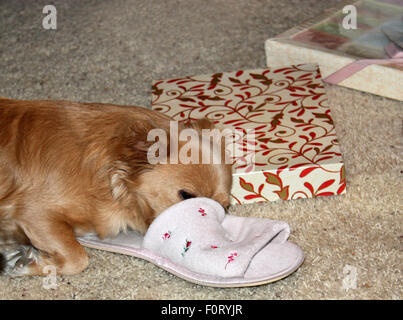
[108,116,232,232]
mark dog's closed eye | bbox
[178,190,196,200]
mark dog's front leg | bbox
[4,218,89,277]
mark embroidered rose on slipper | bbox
[181,239,192,257]
[198,208,207,216]
[162,231,171,240]
[225,252,239,270]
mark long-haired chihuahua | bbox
[0,97,232,276]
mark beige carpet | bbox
[0,0,401,300]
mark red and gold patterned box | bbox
[151,63,346,205]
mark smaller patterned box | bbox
[151,63,346,205]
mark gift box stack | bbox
[265,0,403,101]
[151,63,346,205]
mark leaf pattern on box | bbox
[151,64,346,203]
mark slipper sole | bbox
[78,237,305,288]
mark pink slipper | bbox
[77,198,304,287]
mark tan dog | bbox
[0,98,232,276]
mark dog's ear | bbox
[109,120,170,201]
[120,122,157,175]
[108,160,133,202]
[130,194,155,233]
[108,159,156,231]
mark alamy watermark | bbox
[146,121,256,171]
[342,5,357,30]
[42,5,57,30]
[41,4,358,32]
[341,265,358,291]
[42,265,57,290]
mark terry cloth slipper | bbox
[77,198,304,287]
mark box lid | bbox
[151,63,344,176]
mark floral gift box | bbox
[151,63,346,205]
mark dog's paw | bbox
[2,245,38,277]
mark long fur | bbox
[0,98,232,276]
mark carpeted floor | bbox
[0,0,401,300]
